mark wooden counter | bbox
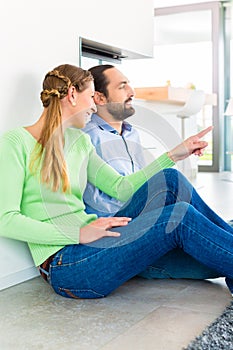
[134,86,217,106]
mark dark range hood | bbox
[80,37,151,64]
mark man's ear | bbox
[94,91,107,105]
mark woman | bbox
[0,64,232,299]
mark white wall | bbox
[0,0,154,290]
[131,101,198,180]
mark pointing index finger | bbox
[196,126,213,139]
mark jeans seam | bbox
[50,249,108,268]
[182,222,233,254]
[143,265,173,278]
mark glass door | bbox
[224,3,233,170]
[122,1,228,172]
[153,7,215,170]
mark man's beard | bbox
[106,99,135,121]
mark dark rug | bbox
[184,301,233,350]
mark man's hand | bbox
[168,126,213,163]
[79,217,131,244]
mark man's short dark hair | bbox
[88,64,114,98]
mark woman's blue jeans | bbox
[49,169,233,298]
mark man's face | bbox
[104,68,135,121]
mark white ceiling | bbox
[154,0,227,8]
[154,0,232,44]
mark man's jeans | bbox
[49,169,233,298]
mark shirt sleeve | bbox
[0,133,80,245]
[87,146,175,202]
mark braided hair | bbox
[31,64,93,192]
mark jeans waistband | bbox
[39,254,56,282]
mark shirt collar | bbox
[91,113,132,134]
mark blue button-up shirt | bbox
[82,114,145,217]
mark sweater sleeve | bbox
[87,146,175,202]
[0,132,80,245]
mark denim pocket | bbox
[49,246,109,299]
[55,286,105,299]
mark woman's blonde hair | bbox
[31,64,93,192]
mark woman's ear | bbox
[94,91,107,105]
[68,86,77,107]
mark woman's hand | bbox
[168,126,213,162]
[79,217,131,244]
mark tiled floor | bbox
[0,172,232,350]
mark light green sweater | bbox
[0,127,174,266]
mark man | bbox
[82,64,220,280]
[82,64,145,217]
